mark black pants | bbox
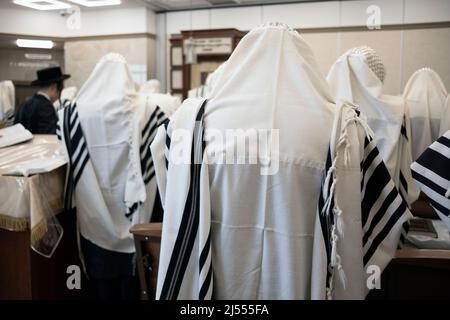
[80,236,139,300]
[87,276,139,300]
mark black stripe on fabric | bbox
[199,231,211,271]
[362,187,398,246]
[140,107,168,187]
[398,189,408,210]
[74,152,89,186]
[411,171,450,216]
[318,147,333,285]
[411,170,448,200]
[140,123,159,156]
[141,108,160,141]
[363,201,407,266]
[437,135,450,149]
[70,124,83,156]
[63,105,74,211]
[67,103,90,189]
[427,196,450,217]
[199,265,212,300]
[72,140,88,173]
[169,101,207,299]
[159,100,207,300]
[164,121,171,171]
[361,162,392,227]
[165,121,171,150]
[416,148,450,181]
[144,169,156,185]
[403,220,410,234]
[141,129,158,171]
[399,171,408,193]
[125,202,139,218]
[401,124,408,140]
[69,109,78,128]
[362,146,379,178]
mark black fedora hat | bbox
[31,66,71,87]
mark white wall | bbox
[0,6,155,37]
[163,0,450,34]
[0,7,67,37]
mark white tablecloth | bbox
[0,135,67,257]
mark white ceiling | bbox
[1,0,342,12]
[145,0,339,12]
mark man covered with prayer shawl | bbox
[57,53,167,299]
[403,68,448,160]
[151,23,412,300]
[140,80,181,117]
[327,46,419,207]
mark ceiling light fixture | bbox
[67,0,121,7]
[13,0,71,11]
[17,39,55,49]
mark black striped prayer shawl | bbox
[318,105,411,299]
[411,131,450,230]
[158,100,213,300]
[58,102,167,220]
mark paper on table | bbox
[0,124,33,148]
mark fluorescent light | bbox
[17,39,54,49]
[13,0,71,10]
[67,0,121,7]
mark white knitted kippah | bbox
[349,46,386,83]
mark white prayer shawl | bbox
[57,53,167,253]
[141,79,161,94]
[188,85,209,99]
[140,92,181,118]
[411,131,450,231]
[440,95,450,135]
[327,49,419,206]
[54,86,78,111]
[312,103,412,299]
[403,68,448,159]
[0,80,15,125]
[152,24,410,300]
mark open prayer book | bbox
[0,124,33,148]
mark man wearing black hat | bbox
[15,66,71,134]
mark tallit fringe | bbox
[0,214,29,232]
[30,219,49,247]
[324,109,367,300]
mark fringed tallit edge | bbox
[124,92,146,215]
[324,104,374,300]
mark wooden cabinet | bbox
[169,29,245,99]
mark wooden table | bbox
[0,136,86,299]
